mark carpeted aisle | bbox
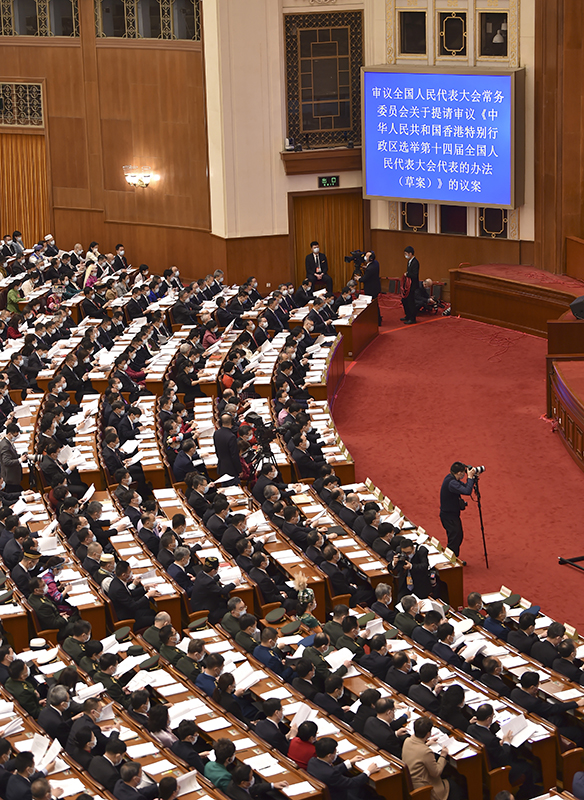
[332,302,584,631]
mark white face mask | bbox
[312,247,319,254]
[119,250,125,256]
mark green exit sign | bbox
[318,175,340,188]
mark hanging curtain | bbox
[0,133,49,245]
[293,191,364,292]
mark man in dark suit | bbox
[510,671,584,745]
[360,250,381,299]
[363,697,409,758]
[0,423,25,492]
[358,634,393,679]
[5,752,45,800]
[66,697,120,757]
[263,297,287,331]
[291,433,325,479]
[306,297,335,335]
[314,675,353,724]
[478,656,512,699]
[112,244,128,272]
[190,557,235,623]
[401,246,419,324]
[292,659,319,701]
[81,287,109,320]
[411,610,441,651]
[385,652,420,695]
[467,704,537,796]
[507,612,539,655]
[293,279,313,308]
[108,560,156,630]
[307,737,377,799]
[89,737,127,792]
[113,761,159,800]
[249,552,295,611]
[553,638,584,684]
[254,698,293,755]
[125,287,146,321]
[40,442,88,498]
[408,663,442,715]
[321,544,375,608]
[168,547,195,596]
[305,241,332,292]
[37,685,73,746]
[213,414,241,482]
[530,622,565,667]
[225,764,286,800]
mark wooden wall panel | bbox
[49,117,89,189]
[371,229,534,294]
[534,0,584,273]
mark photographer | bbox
[439,462,477,558]
[392,539,432,600]
[360,251,381,324]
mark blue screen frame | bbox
[362,68,521,208]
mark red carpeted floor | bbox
[332,298,584,631]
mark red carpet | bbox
[332,301,584,631]
[460,263,584,294]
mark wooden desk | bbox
[334,299,379,360]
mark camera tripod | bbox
[472,475,489,568]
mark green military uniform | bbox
[335,634,366,661]
[62,636,86,664]
[142,625,162,651]
[78,655,98,676]
[5,677,41,718]
[235,630,258,654]
[461,607,484,626]
[323,619,344,647]
[160,644,182,666]
[220,612,241,638]
[394,611,419,637]
[175,655,202,682]
[303,645,348,692]
[94,670,132,709]
[29,593,74,638]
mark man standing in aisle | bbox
[439,462,477,561]
[305,241,333,292]
[401,246,420,325]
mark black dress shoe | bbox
[404,319,417,324]
[400,317,408,321]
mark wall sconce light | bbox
[123,165,152,188]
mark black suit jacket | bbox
[361,259,381,298]
[409,683,440,715]
[358,650,393,680]
[38,705,72,746]
[385,665,420,694]
[507,629,539,655]
[89,754,121,792]
[254,718,289,755]
[530,639,559,668]
[363,715,404,757]
[113,780,158,800]
[213,427,241,478]
[249,567,282,604]
[305,252,329,281]
[467,723,511,768]
[479,671,512,699]
[306,757,369,800]
[552,657,584,685]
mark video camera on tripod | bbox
[344,250,367,272]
